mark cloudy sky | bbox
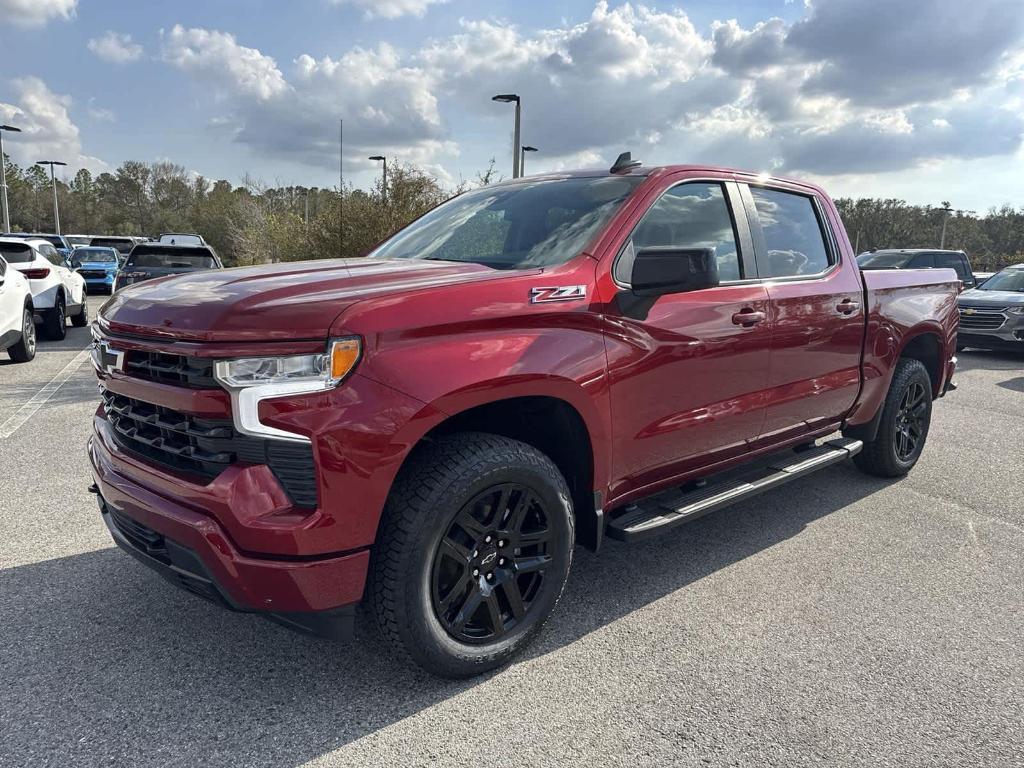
[1,0,1022,209]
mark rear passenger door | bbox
[742,184,864,445]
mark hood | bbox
[79,260,119,270]
[99,258,504,342]
[958,288,1024,305]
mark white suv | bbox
[0,237,87,340]
[0,254,36,362]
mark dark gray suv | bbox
[956,264,1024,351]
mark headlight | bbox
[1007,306,1024,315]
[213,338,362,443]
[214,338,361,388]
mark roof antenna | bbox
[610,151,641,173]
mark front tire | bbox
[369,432,575,678]
[7,307,36,363]
[42,295,67,340]
[853,358,933,478]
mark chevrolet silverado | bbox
[88,160,959,677]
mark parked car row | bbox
[857,247,1024,353]
[0,230,222,363]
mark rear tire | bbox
[42,295,67,340]
[71,290,89,327]
[7,307,36,363]
[853,358,933,478]
[369,432,575,678]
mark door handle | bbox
[836,298,860,315]
[732,308,766,327]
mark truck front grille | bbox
[102,390,318,508]
[124,350,217,388]
[80,270,109,280]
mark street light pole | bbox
[0,124,22,233]
[521,145,538,176]
[36,160,67,235]
[491,94,521,178]
[939,203,954,249]
[369,156,387,203]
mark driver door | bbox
[602,178,772,500]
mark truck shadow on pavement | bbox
[0,463,894,767]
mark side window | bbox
[750,187,832,278]
[41,245,63,266]
[909,253,935,269]
[617,182,742,283]
[934,251,967,279]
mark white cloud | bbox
[155,1,1024,185]
[327,0,447,20]
[161,25,289,101]
[87,99,116,122]
[0,77,108,175]
[0,0,76,28]
[87,31,144,64]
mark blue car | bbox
[71,246,121,293]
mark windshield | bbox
[857,251,914,269]
[0,242,34,264]
[127,247,216,269]
[91,238,135,254]
[74,248,117,263]
[370,176,644,269]
[978,269,1024,292]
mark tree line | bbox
[3,154,1022,270]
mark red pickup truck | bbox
[88,160,959,677]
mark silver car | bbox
[957,264,1024,351]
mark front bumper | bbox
[83,275,116,289]
[89,429,369,637]
[958,329,1024,349]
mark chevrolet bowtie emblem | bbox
[92,341,125,375]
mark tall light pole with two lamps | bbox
[36,159,67,235]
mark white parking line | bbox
[0,347,93,440]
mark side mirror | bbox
[631,247,720,297]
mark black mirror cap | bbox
[630,246,720,297]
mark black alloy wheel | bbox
[893,380,927,462]
[850,357,933,478]
[431,483,554,643]
[369,432,574,678]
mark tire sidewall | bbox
[399,456,574,675]
[885,361,932,471]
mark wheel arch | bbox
[845,326,943,443]
[392,386,606,552]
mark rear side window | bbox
[908,253,935,268]
[41,245,63,266]
[0,242,33,264]
[934,252,967,279]
[618,182,742,283]
[750,188,832,278]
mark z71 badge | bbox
[529,285,587,304]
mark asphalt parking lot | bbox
[1,295,1022,767]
